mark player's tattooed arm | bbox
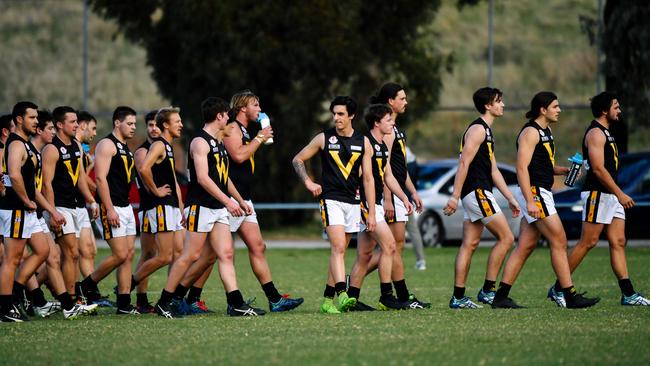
[292,159,309,182]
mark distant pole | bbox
[82,0,89,110]
[487,0,494,86]
[596,0,603,94]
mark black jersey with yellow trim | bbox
[149,137,179,208]
[227,120,255,201]
[99,133,134,207]
[51,135,83,209]
[460,118,494,198]
[320,128,365,204]
[517,120,555,191]
[582,120,618,194]
[186,129,229,209]
[390,127,408,191]
[0,133,38,211]
[135,140,152,212]
[361,132,389,204]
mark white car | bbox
[414,159,521,246]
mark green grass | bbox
[2,247,649,365]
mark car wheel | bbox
[419,211,443,247]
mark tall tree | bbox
[90,0,443,224]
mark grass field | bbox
[1,246,649,365]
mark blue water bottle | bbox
[564,152,583,187]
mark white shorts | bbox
[581,191,625,224]
[386,194,409,223]
[46,207,82,238]
[462,188,502,224]
[138,211,152,234]
[0,209,42,239]
[146,205,184,234]
[77,207,92,229]
[360,202,386,231]
[39,217,50,234]
[515,186,557,224]
[185,204,229,233]
[99,205,137,240]
[319,199,361,233]
[228,199,258,233]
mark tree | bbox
[89,0,443,225]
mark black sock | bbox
[453,286,465,299]
[81,275,98,292]
[31,288,48,308]
[380,282,393,297]
[562,286,577,302]
[0,294,12,313]
[618,278,635,297]
[335,282,347,295]
[130,275,139,292]
[117,294,131,309]
[394,279,409,302]
[12,281,25,303]
[173,284,189,300]
[187,286,203,304]
[483,279,496,293]
[262,282,282,303]
[136,293,149,307]
[323,285,336,299]
[495,282,512,300]
[56,292,74,311]
[226,290,244,308]
[347,286,361,300]
[159,289,174,305]
[553,280,562,292]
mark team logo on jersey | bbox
[166,145,172,152]
[374,144,380,151]
[117,142,123,149]
[329,136,338,144]
[539,130,545,136]
[486,129,491,136]
[210,140,216,147]
[60,147,67,154]
[604,130,610,136]
[351,145,362,152]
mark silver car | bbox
[414,159,521,246]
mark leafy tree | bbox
[89,0,443,225]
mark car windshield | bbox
[417,166,452,190]
[618,158,650,190]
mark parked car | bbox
[554,151,650,239]
[415,159,521,246]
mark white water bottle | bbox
[257,112,273,145]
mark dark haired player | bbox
[558,92,649,306]
[443,87,520,309]
[293,96,376,314]
[492,91,599,309]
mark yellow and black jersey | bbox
[582,120,618,194]
[186,129,229,209]
[98,133,134,207]
[0,133,37,211]
[150,137,178,208]
[460,118,494,198]
[51,135,83,209]
[320,128,365,204]
[135,140,152,212]
[361,132,388,204]
[390,127,408,191]
[517,120,555,191]
[227,120,255,201]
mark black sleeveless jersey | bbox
[460,118,494,198]
[149,137,178,207]
[98,134,134,207]
[135,140,152,212]
[0,133,37,211]
[34,143,44,218]
[186,130,229,209]
[227,120,255,200]
[320,128,365,204]
[582,120,618,193]
[361,132,389,204]
[390,127,408,191]
[517,120,555,190]
[51,135,83,209]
